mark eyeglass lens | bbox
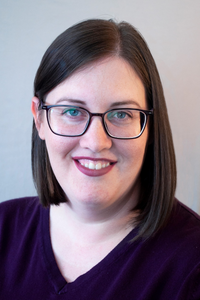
[47,106,146,138]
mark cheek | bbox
[45,134,79,163]
[117,135,148,166]
[122,140,148,187]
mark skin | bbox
[31,56,149,282]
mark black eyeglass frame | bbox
[41,104,153,140]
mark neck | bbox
[50,186,140,245]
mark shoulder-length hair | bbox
[32,19,176,240]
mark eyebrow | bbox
[56,98,141,108]
[56,98,86,105]
[110,100,141,108]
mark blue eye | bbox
[63,108,80,116]
[60,107,89,123]
[115,111,127,119]
[107,110,131,120]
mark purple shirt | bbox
[0,197,200,299]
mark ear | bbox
[31,97,45,140]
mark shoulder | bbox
[141,199,200,267]
[171,200,200,233]
[0,196,43,235]
[0,197,46,260]
[0,196,41,217]
[153,199,200,261]
[176,199,200,218]
[0,196,40,208]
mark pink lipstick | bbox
[73,157,116,177]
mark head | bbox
[32,19,176,239]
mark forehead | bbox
[46,56,147,109]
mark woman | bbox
[0,19,200,299]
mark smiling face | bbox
[32,56,149,216]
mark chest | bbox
[52,238,122,282]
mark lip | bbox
[72,156,117,177]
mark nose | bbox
[79,117,112,152]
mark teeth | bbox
[79,160,111,170]
[89,162,95,169]
[96,163,101,170]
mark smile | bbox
[79,159,110,170]
[73,157,116,177]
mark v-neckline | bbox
[40,205,138,294]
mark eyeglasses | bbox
[41,104,153,140]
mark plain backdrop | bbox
[0,0,200,213]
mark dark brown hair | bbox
[32,19,176,240]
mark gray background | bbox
[0,0,200,213]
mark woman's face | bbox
[32,57,149,215]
